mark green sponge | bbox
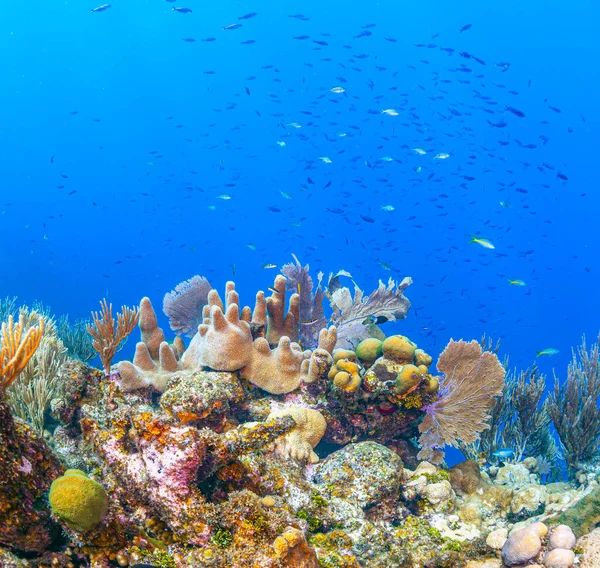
[49,470,108,532]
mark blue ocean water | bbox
[1,0,598,385]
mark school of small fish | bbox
[33,5,592,361]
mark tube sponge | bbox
[49,470,108,533]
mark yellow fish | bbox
[508,279,526,286]
[470,236,495,249]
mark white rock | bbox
[486,528,508,550]
[412,461,438,476]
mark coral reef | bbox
[3,271,600,568]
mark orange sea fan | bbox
[0,314,45,389]
[417,339,505,464]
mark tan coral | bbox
[117,297,184,392]
[268,407,327,463]
[240,336,307,394]
[266,275,300,344]
[183,303,254,371]
[118,341,180,392]
[118,280,335,395]
[273,527,319,567]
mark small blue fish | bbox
[492,448,514,459]
[238,12,257,20]
[172,6,192,13]
[91,4,110,12]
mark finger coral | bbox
[417,339,505,464]
[118,277,337,395]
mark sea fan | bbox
[281,253,315,321]
[328,276,412,349]
[281,255,327,348]
[163,275,212,337]
[418,339,506,464]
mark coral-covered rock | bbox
[0,399,64,553]
[577,527,600,568]
[51,360,103,425]
[313,441,403,507]
[485,527,507,550]
[273,527,319,568]
[495,463,534,489]
[450,459,483,495]
[159,370,245,424]
[511,483,547,519]
[419,480,455,511]
[552,486,600,537]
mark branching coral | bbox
[7,321,67,434]
[0,314,45,389]
[87,299,139,374]
[57,315,96,362]
[549,334,600,474]
[418,339,505,464]
[459,364,559,465]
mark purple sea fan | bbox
[418,339,505,464]
[281,255,327,349]
[163,275,212,337]
[281,253,314,321]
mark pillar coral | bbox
[118,277,337,396]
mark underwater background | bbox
[5,2,600,567]
[2,0,599,426]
